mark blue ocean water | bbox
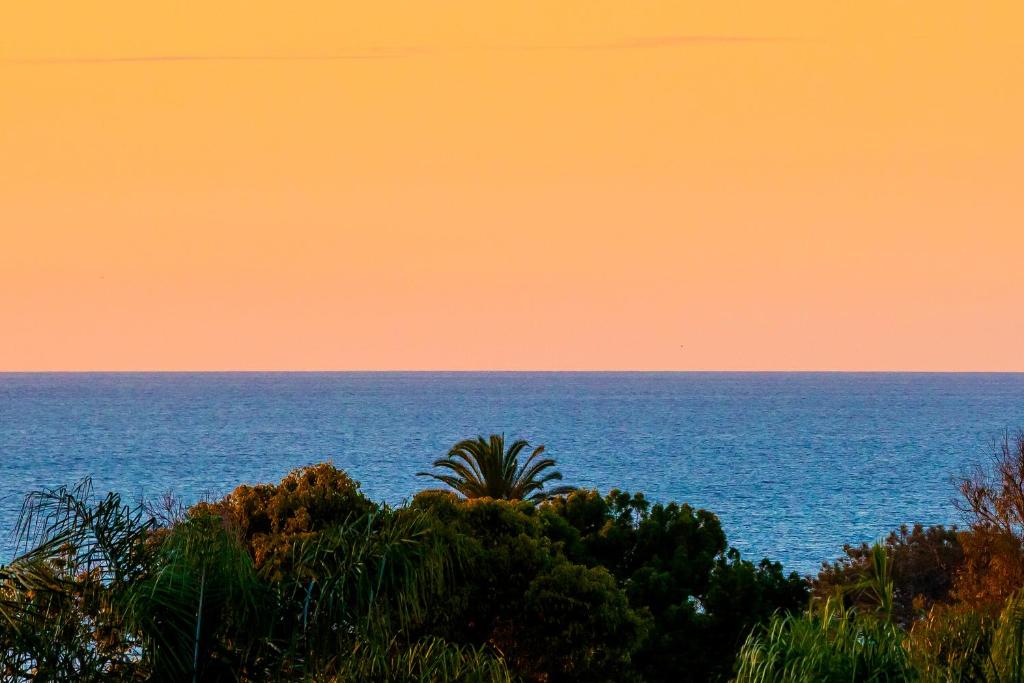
[1,372,1022,573]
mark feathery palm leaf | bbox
[418,434,574,502]
[0,479,159,680]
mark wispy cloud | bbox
[4,36,792,66]
[500,35,797,51]
[4,50,423,65]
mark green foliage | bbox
[0,479,158,681]
[418,435,575,502]
[126,513,264,680]
[815,525,963,626]
[513,563,648,681]
[904,589,1024,683]
[987,590,1024,683]
[0,461,810,683]
[734,597,916,683]
[409,490,551,645]
[907,604,993,682]
[540,489,809,682]
[281,507,457,655]
[742,542,1024,683]
[0,466,467,681]
[410,490,647,682]
[191,462,375,578]
[747,588,1024,683]
[323,637,515,682]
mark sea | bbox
[1,372,1022,574]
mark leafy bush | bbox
[409,490,647,682]
[815,524,963,626]
[190,462,375,578]
[907,603,993,682]
[0,480,159,681]
[540,489,809,682]
[513,562,647,680]
[951,525,1024,610]
[0,467,465,681]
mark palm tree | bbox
[418,434,574,502]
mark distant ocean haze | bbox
[1,371,1022,574]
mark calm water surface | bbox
[1,372,1022,573]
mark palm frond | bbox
[418,434,573,502]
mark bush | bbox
[815,524,963,626]
[540,489,809,682]
[191,462,375,578]
[907,603,993,682]
[951,525,1024,610]
[410,491,647,682]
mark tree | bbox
[513,563,647,681]
[954,432,1024,607]
[0,479,160,681]
[189,462,375,579]
[957,432,1024,540]
[418,435,574,502]
[540,489,809,682]
[409,490,647,682]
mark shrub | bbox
[907,603,993,682]
[512,563,647,681]
[734,597,915,682]
[540,489,808,682]
[410,491,647,682]
[190,462,375,579]
[815,524,963,626]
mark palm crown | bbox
[418,434,574,502]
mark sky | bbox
[1,1,1022,371]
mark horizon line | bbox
[1,369,1022,375]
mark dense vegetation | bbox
[3,431,1024,681]
[737,431,1024,682]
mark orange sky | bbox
[2,1,1022,371]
